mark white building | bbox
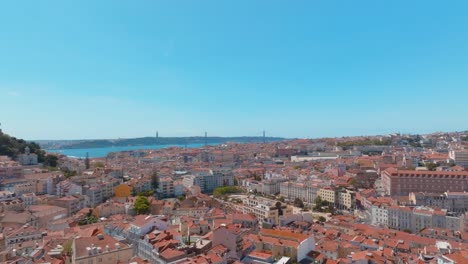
[17,147,38,166]
[128,215,169,236]
[56,180,83,197]
[182,169,234,193]
[280,182,319,204]
[20,192,37,207]
[371,205,389,227]
[242,196,291,225]
[449,145,468,167]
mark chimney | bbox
[106,245,110,252]
[115,243,120,249]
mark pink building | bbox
[382,168,468,195]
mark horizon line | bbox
[24,129,468,142]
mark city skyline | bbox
[1,1,468,139]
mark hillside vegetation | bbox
[0,132,46,162]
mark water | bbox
[47,143,213,158]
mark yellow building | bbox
[318,187,336,204]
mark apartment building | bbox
[388,206,412,231]
[247,228,315,262]
[4,226,43,248]
[158,177,175,198]
[0,191,15,201]
[376,205,465,232]
[28,205,67,228]
[20,193,37,207]
[280,182,318,204]
[371,205,389,227]
[242,196,291,225]
[337,189,356,209]
[83,178,120,207]
[72,234,133,264]
[449,145,468,167]
[212,224,244,259]
[13,182,34,196]
[0,156,23,180]
[410,192,468,213]
[381,168,468,195]
[182,169,234,193]
[56,180,82,197]
[255,178,287,195]
[84,186,103,208]
[50,196,82,216]
[318,187,336,205]
[24,172,63,195]
[130,177,152,194]
[0,199,24,212]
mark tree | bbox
[63,169,77,178]
[213,186,242,197]
[318,216,326,223]
[275,201,284,216]
[294,198,305,208]
[134,195,150,215]
[314,196,326,211]
[85,152,90,170]
[253,173,262,181]
[78,209,98,225]
[0,132,46,162]
[425,162,438,171]
[62,240,73,256]
[151,171,159,190]
[44,154,58,167]
[138,190,154,197]
[94,162,105,168]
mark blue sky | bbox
[1,1,467,140]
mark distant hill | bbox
[40,136,286,150]
[0,132,46,162]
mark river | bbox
[46,143,213,158]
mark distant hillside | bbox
[42,136,286,150]
[0,132,46,162]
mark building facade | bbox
[381,168,468,195]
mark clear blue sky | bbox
[1,1,467,140]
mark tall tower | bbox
[156,131,159,145]
[263,130,266,143]
[85,152,90,170]
[205,132,207,146]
